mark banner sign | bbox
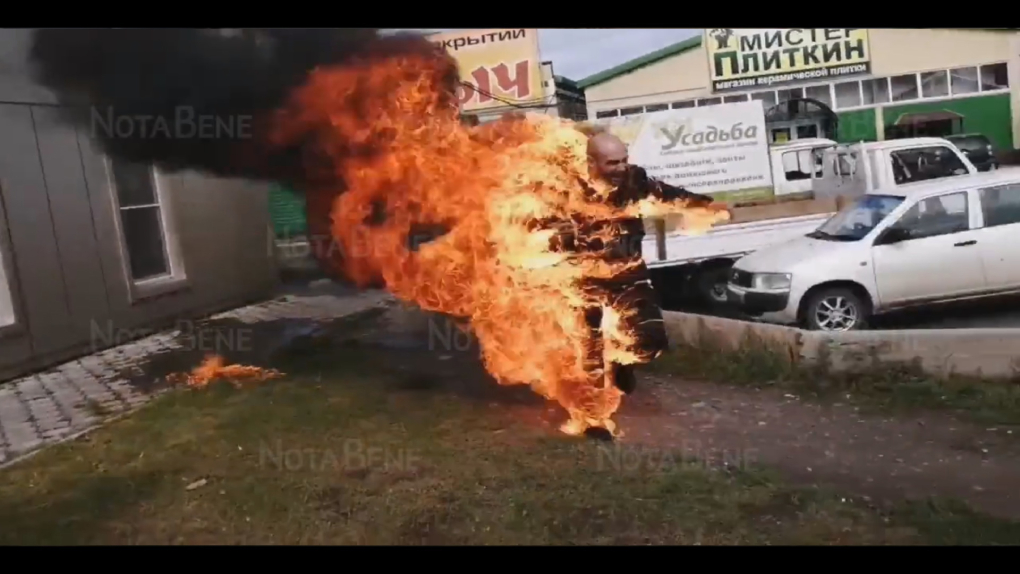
[706,28,871,92]
[430,28,545,112]
[593,100,771,196]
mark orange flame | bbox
[270,51,729,436]
[168,354,282,388]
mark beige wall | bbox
[584,29,1018,119]
[868,29,1013,76]
[0,29,279,382]
[585,48,711,116]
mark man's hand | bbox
[705,201,734,222]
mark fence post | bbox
[655,218,667,261]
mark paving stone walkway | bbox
[0,284,391,468]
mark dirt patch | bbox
[329,303,1020,521]
[617,373,1020,520]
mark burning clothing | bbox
[545,164,717,395]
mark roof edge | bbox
[554,74,578,89]
[577,35,702,89]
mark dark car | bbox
[945,133,999,171]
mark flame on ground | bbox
[168,354,283,388]
[267,49,729,436]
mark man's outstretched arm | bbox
[626,165,724,209]
[650,179,717,207]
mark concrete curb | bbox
[661,311,1020,379]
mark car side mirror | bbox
[877,227,910,245]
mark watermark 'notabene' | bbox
[90,319,254,353]
[596,442,759,473]
[259,439,422,473]
[92,106,253,140]
[427,315,478,353]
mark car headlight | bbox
[752,273,792,291]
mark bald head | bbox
[587,132,629,185]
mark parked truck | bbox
[642,136,980,309]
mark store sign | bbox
[429,28,545,112]
[592,100,771,196]
[706,28,871,93]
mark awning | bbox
[893,110,964,125]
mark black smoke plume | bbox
[28,28,459,190]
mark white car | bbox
[725,170,1020,331]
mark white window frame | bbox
[104,158,187,302]
[833,80,863,109]
[919,70,950,99]
[0,188,25,338]
[590,62,1009,122]
[708,61,1011,114]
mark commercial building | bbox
[578,29,1020,153]
[428,29,587,124]
[0,29,278,381]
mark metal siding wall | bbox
[0,103,75,356]
[32,106,111,342]
[0,29,279,381]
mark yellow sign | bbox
[705,28,871,93]
[430,28,545,112]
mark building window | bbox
[980,63,1009,91]
[723,94,749,103]
[108,159,177,283]
[949,66,980,95]
[619,106,643,116]
[751,91,777,108]
[0,232,15,328]
[862,78,890,105]
[920,70,949,98]
[889,74,918,102]
[696,97,722,107]
[777,88,803,103]
[833,80,862,109]
[804,84,833,107]
[595,109,618,119]
[671,100,695,109]
[644,103,668,112]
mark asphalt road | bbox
[871,294,1020,330]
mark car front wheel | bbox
[801,288,869,331]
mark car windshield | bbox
[809,194,904,241]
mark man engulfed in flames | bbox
[548,129,727,436]
[280,48,730,438]
[29,28,730,438]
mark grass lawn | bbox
[1,345,1019,545]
